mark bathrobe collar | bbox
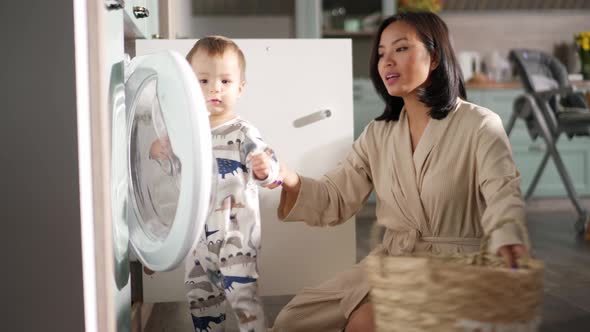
[392,99,463,235]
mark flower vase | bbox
[575,32,590,80]
[581,58,590,81]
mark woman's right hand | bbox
[249,154,300,191]
[143,266,155,275]
[264,161,300,191]
[251,157,301,218]
[278,161,301,192]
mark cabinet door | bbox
[136,39,356,301]
[513,144,590,195]
[104,6,133,332]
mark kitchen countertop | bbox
[466,80,590,90]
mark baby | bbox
[174,36,279,332]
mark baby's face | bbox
[190,49,245,116]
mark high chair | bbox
[506,49,590,238]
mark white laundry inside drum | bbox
[128,73,181,242]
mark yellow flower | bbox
[575,31,590,51]
[399,0,442,12]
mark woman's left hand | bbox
[497,244,528,268]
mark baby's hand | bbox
[143,266,155,275]
[149,137,171,160]
[250,151,272,180]
[263,161,288,189]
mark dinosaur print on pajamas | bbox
[191,313,226,332]
[186,118,276,332]
[207,239,223,256]
[222,275,258,291]
[219,252,256,268]
[189,294,226,311]
[215,195,246,212]
[216,158,248,179]
[225,235,243,249]
[185,280,214,293]
[204,224,218,239]
[187,260,207,279]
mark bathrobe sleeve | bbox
[476,113,527,254]
[278,122,376,227]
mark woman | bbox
[254,11,528,332]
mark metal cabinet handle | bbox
[293,109,332,128]
[105,0,125,10]
[133,6,150,19]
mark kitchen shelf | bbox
[322,29,376,38]
[466,80,590,90]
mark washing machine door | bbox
[114,50,212,272]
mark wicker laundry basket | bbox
[366,220,544,332]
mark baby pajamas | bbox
[185,117,278,332]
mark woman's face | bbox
[377,21,435,98]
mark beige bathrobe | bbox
[271,99,526,332]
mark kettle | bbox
[458,51,481,82]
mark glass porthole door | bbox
[112,50,213,272]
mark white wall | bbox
[350,11,590,78]
[0,1,85,331]
[175,0,293,38]
[443,11,590,57]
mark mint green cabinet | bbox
[468,89,590,197]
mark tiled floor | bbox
[145,198,590,331]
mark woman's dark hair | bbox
[369,11,466,121]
